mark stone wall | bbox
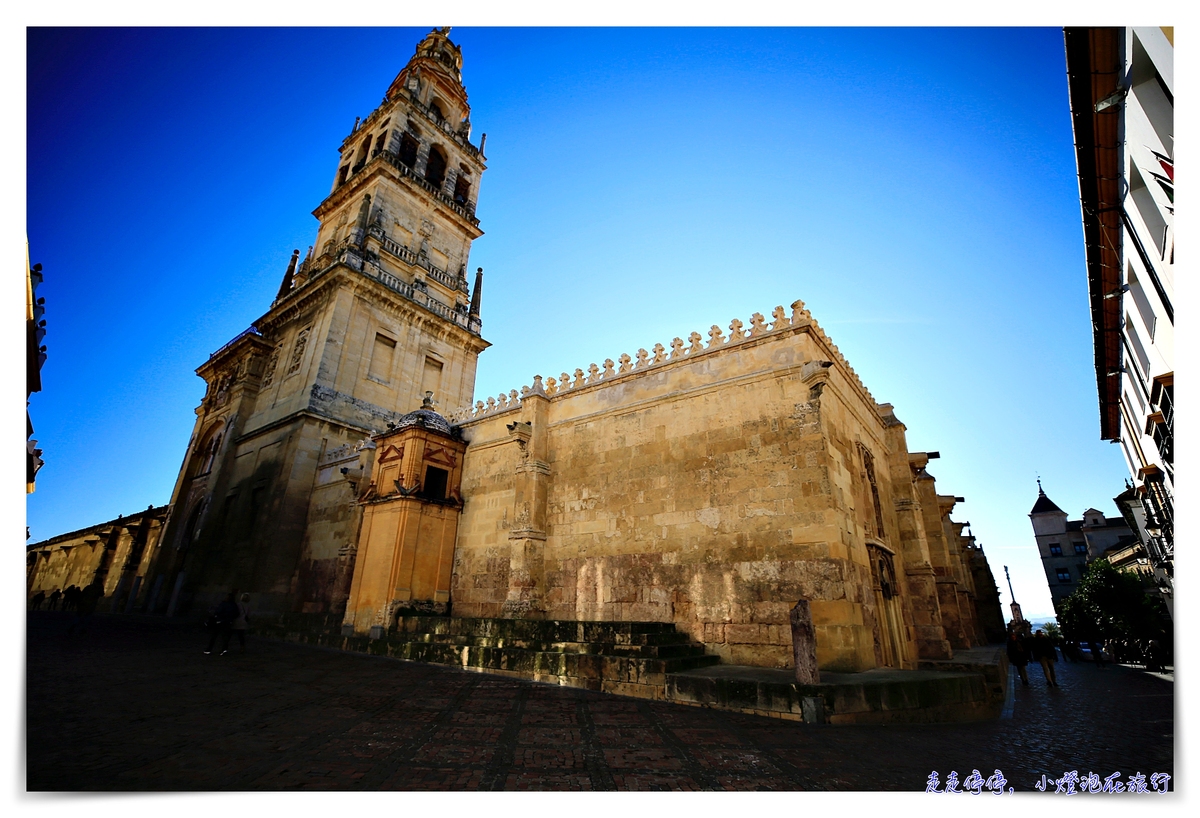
[448,302,957,672]
[27,505,169,612]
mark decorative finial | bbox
[275,249,300,300]
[469,267,484,318]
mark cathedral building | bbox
[28,29,1002,675]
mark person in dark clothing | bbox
[1007,631,1030,686]
[30,591,45,610]
[1030,630,1059,687]
[1144,639,1163,672]
[231,593,251,652]
[205,592,240,655]
[68,582,103,635]
[63,585,79,611]
[1089,640,1106,666]
[48,589,61,610]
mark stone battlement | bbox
[447,299,877,425]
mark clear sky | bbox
[26,26,1134,620]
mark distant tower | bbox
[147,29,491,619]
[1028,481,1074,615]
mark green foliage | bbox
[1058,560,1171,645]
[1043,622,1062,642]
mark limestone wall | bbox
[27,506,169,612]
[450,302,929,671]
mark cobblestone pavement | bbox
[26,613,1174,791]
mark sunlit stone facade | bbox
[27,29,1002,673]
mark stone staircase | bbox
[263,614,720,700]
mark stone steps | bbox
[396,632,705,659]
[257,614,1003,723]
[263,614,719,699]
[393,615,687,645]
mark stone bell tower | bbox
[146,28,491,619]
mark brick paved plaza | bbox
[26,612,1173,791]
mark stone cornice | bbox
[27,505,170,550]
[233,405,374,447]
[196,332,272,379]
[313,147,483,239]
[342,271,490,354]
[255,271,345,334]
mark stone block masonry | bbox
[447,300,993,673]
[25,30,1003,682]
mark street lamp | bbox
[1004,565,1029,635]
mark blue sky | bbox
[25,26,1133,619]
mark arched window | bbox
[425,146,447,189]
[398,133,418,168]
[860,445,885,540]
[190,423,224,479]
[179,499,206,552]
[352,135,372,172]
[453,174,471,205]
[429,99,444,121]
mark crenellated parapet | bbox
[447,299,878,424]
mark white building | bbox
[1064,27,1173,602]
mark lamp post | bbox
[1004,565,1029,635]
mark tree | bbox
[1058,560,1172,650]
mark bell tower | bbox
[147,28,491,620]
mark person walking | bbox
[1031,629,1059,687]
[1090,640,1106,667]
[1007,631,1030,686]
[205,592,240,655]
[231,593,251,652]
[1145,638,1164,673]
[30,591,45,610]
[68,582,103,636]
[48,589,61,611]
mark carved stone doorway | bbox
[868,542,905,668]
